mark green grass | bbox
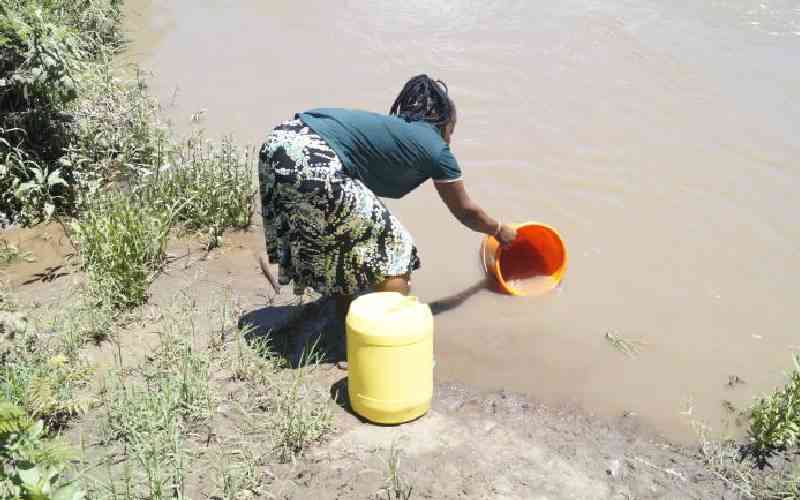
[82,293,335,497]
[0,320,95,429]
[98,302,210,499]
[137,133,256,239]
[0,291,90,499]
[213,306,335,464]
[268,359,335,463]
[69,191,175,308]
[377,440,414,500]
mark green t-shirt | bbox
[296,108,462,199]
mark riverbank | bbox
[0,223,732,499]
[5,220,800,498]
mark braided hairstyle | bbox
[389,74,455,135]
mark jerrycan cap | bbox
[346,292,433,346]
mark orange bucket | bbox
[480,222,568,296]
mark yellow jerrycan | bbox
[346,292,434,424]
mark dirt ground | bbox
[1,224,735,499]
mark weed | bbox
[58,297,115,349]
[0,0,115,224]
[0,401,85,500]
[749,355,800,458]
[262,344,334,464]
[1,128,69,225]
[0,325,95,428]
[216,448,265,500]
[0,281,13,311]
[65,62,168,207]
[376,440,414,500]
[2,0,256,231]
[761,464,800,499]
[137,132,256,236]
[0,2,86,114]
[693,420,756,498]
[211,299,334,464]
[99,300,211,498]
[69,191,176,308]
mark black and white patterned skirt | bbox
[258,119,421,296]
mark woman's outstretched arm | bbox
[434,180,517,245]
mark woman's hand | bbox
[496,224,517,247]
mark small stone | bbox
[607,459,624,480]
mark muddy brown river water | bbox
[122,0,799,442]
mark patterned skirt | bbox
[258,119,421,296]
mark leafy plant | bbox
[748,355,800,458]
[0,2,86,113]
[0,400,85,500]
[69,191,177,308]
[0,327,94,428]
[1,127,69,225]
[13,162,68,223]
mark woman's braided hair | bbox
[389,74,454,134]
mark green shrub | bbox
[69,192,175,308]
[138,133,256,236]
[0,0,125,225]
[0,401,85,500]
[0,2,86,115]
[749,355,800,457]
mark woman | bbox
[258,74,516,360]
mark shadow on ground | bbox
[238,297,346,368]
